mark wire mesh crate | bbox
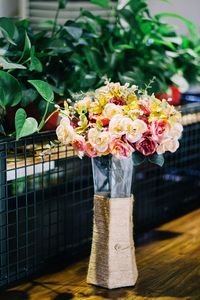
[0,134,93,287]
[0,102,200,287]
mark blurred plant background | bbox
[0,0,199,138]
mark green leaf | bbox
[18,31,31,63]
[15,108,38,140]
[80,73,97,88]
[132,152,146,166]
[89,0,109,8]
[0,17,18,45]
[64,25,83,40]
[0,56,26,70]
[83,48,101,74]
[58,0,68,9]
[28,80,54,102]
[156,13,198,42]
[148,154,164,167]
[0,71,22,107]
[29,56,43,72]
[21,88,38,106]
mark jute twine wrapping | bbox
[87,194,138,289]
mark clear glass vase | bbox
[92,155,134,198]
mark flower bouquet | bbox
[56,81,183,289]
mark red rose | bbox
[135,136,157,156]
[109,96,126,106]
[138,100,151,116]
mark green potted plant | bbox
[0,0,199,138]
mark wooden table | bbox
[1,209,200,300]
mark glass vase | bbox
[91,155,134,198]
[87,155,138,289]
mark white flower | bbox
[103,103,123,119]
[109,114,125,137]
[88,128,110,152]
[168,123,183,139]
[121,118,148,143]
[56,117,74,145]
[157,138,179,154]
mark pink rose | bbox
[135,136,157,156]
[151,119,170,142]
[84,142,98,158]
[109,138,133,159]
[109,96,126,106]
[72,135,85,152]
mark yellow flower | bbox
[74,97,92,114]
[75,114,88,134]
[98,95,108,107]
[126,93,138,104]
[89,101,103,114]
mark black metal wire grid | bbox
[134,103,200,232]
[0,134,93,287]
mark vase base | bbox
[87,195,138,289]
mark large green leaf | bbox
[28,80,54,102]
[0,71,22,107]
[64,25,83,40]
[0,56,26,70]
[15,108,38,140]
[0,17,18,45]
[89,0,109,8]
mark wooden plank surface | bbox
[1,209,200,300]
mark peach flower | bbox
[109,139,133,159]
[156,138,179,154]
[84,142,98,157]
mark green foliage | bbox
[15,108,38,140]
[148,154,165,167]
[58,0,68,9]
[0,71,22,107]
[28,80,54,102]
[90,0,110,8]
[0,17,18,45]
[0,0,199,139]
[132,152,146,166]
